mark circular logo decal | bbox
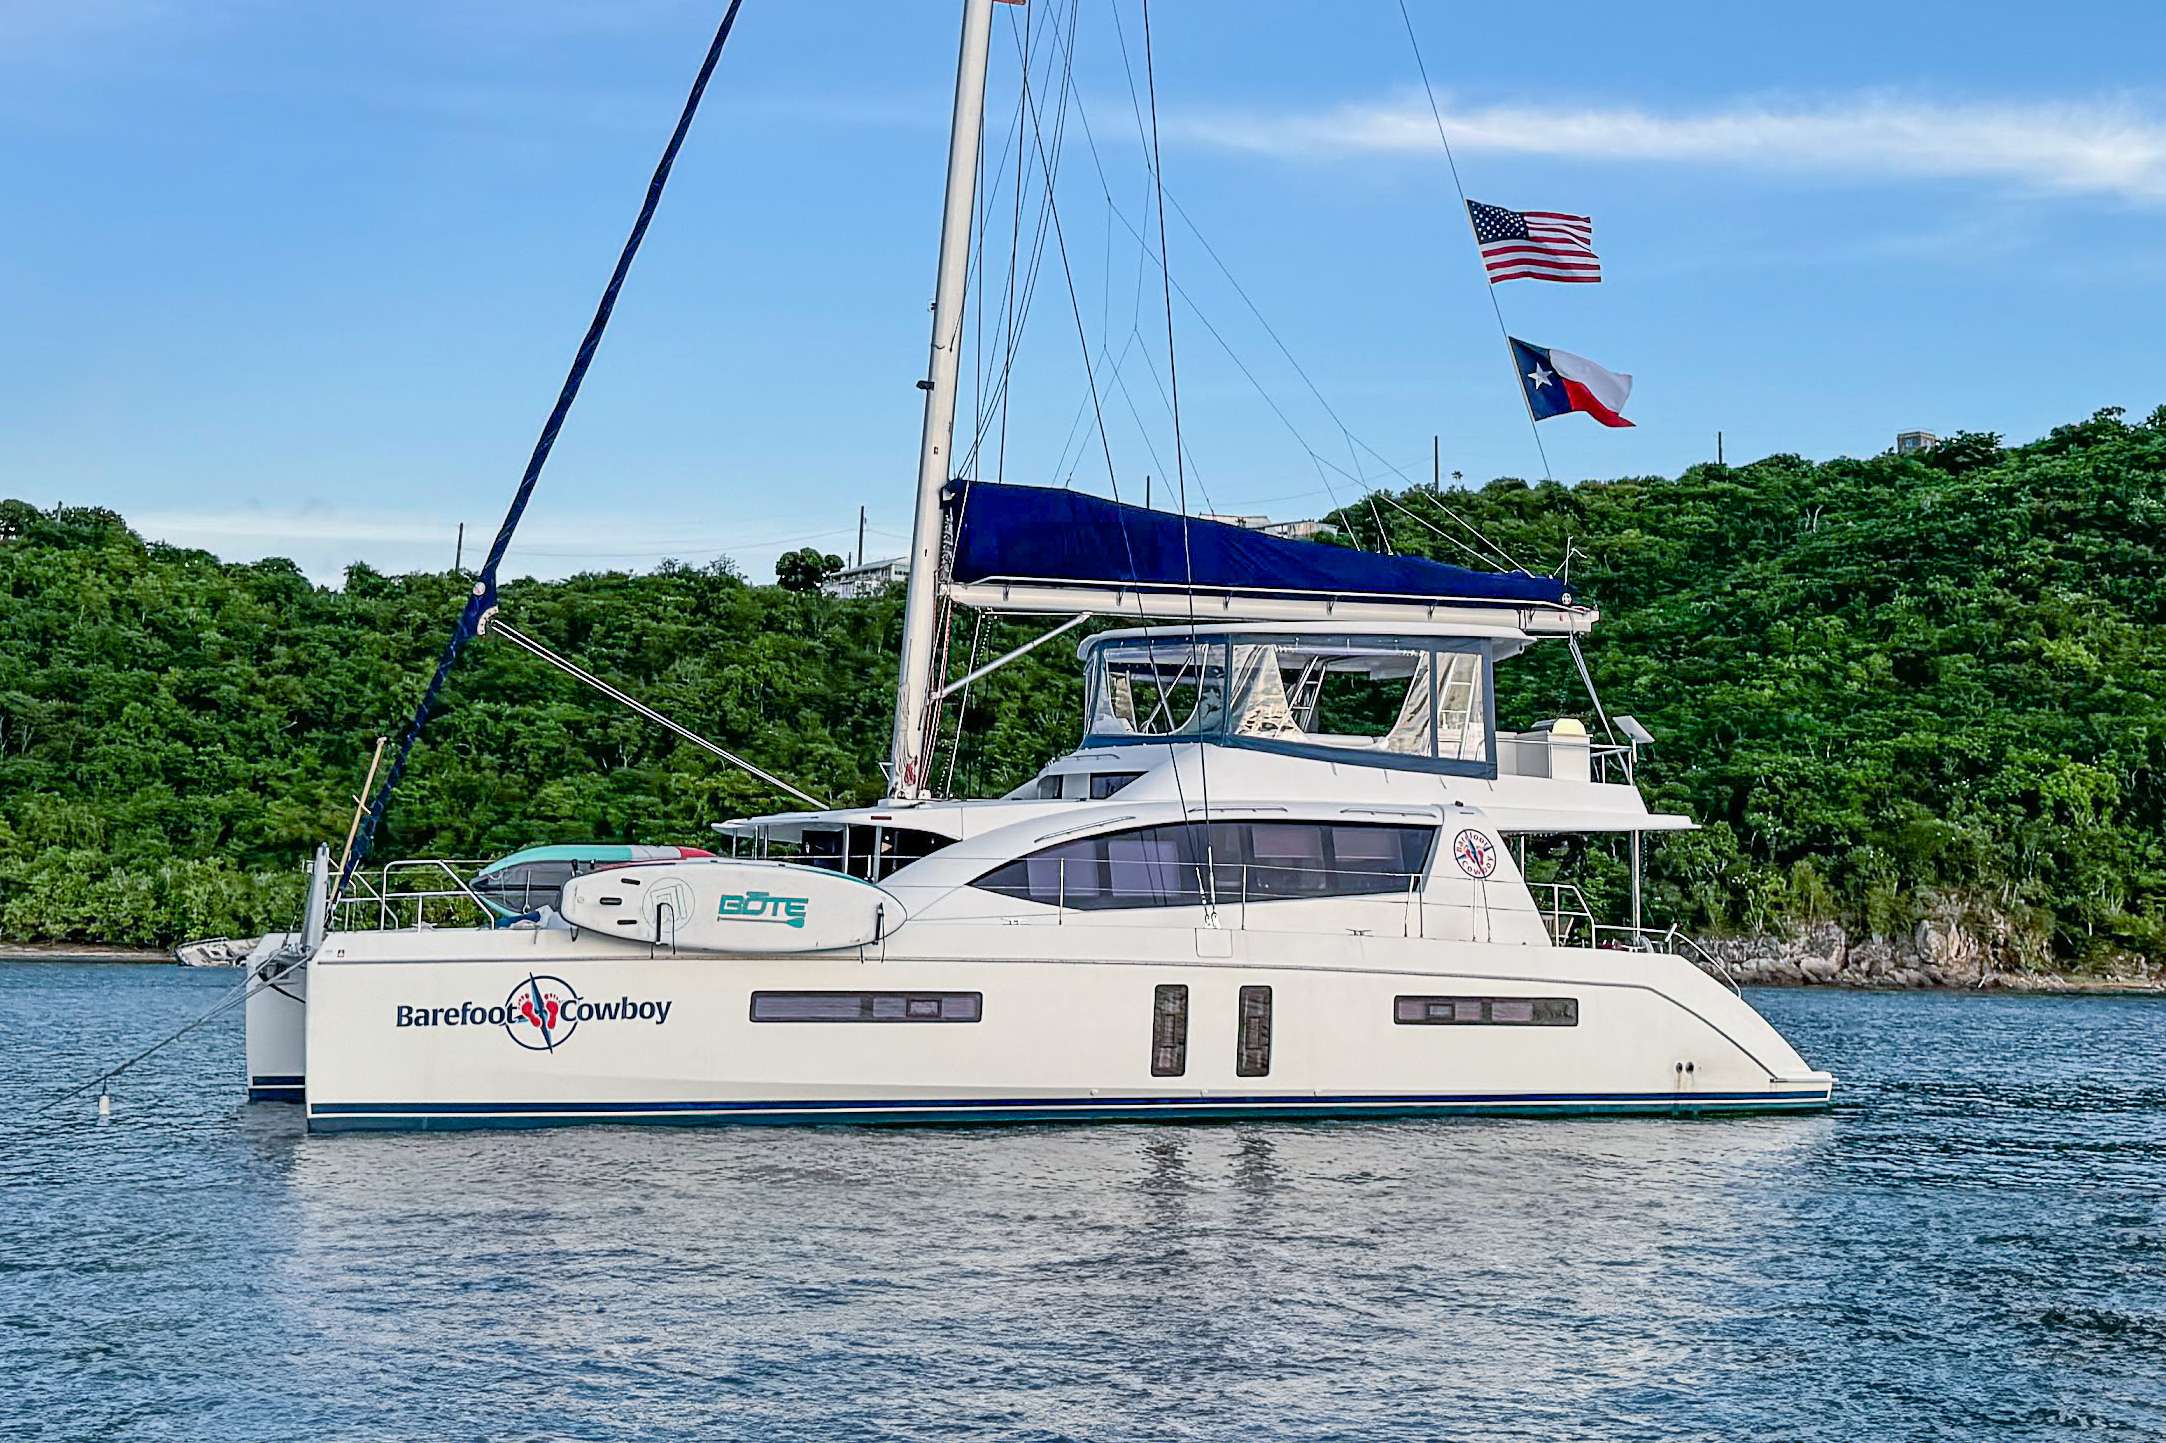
[505,974,581,1051]
[1452,829,1498,880]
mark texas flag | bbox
[1510,337,1633,428]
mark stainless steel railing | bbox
[324,851,1738,989]
[1526,881,1596,946]
[333,858,498,931]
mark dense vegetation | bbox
[2,406,2160,965]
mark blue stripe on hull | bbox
[308,1089,1833,1132]
[248,1074,305,1104]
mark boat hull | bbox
[308,1091,1831,1132]
[293,926,1833,1132]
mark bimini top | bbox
[944,481,1578,623]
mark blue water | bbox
[3,964,2163,1441]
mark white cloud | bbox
[1173,92,2166,204]
[129,506,894,586]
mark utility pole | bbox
[1716,431,1725,466]
[1432,434,1440,491]
[1145,474,1152,510]
[455,523,464,573]
[855,505,866,569]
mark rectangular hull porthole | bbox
[1236,985,1273,1077]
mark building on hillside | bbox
[823,555,909,598]
[1200,512,1326,542]
[1895,430,1939,456]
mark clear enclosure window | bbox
[1090,635,1491,771]
[1088,639,1228,738]
[1434,652,1488,763]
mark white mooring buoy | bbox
[97,1088,112,1119]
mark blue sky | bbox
[4,0,2163,583]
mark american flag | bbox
[1466,200,1600,285]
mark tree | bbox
[775,547,843,592]
[1922,430,2004,475]
[1,401,2162,958]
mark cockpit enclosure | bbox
[1081,628,1500,777]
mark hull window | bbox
[1236,985,1273,1077]
[750,991,983,1023]
[1152,985,1189,1077]
[1394,996,1578,1027]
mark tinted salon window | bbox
[974,821,1432,910]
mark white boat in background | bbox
[174,937,253,968]
[247,0,1832,1130]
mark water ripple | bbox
[3,966,2164,1440]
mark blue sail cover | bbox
[946,482,1569,608]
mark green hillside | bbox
[2,405,2160,965]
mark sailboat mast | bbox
[888,0,997,802]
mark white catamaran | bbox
[247,0,1832,1130]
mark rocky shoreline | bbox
[1693,921,2163,994]
[0,942,168,963]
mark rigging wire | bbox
[941,0,1086,773]
[1012,18,1131,547]
[978,0,1535,580]
[338,0,750,896]
[484,616,827,809]
[1006,2,1205,847]
[1105,343,1182,496]
[1366,497,1397,556]
[1143,187,1528,568]
[1119,327,1217,516]
[1393,2,1615,711]
[34,859,331,1117]
[1567,633,1617,743]
[1053,14,1525,563]
[994,0,1032,480]
[1139,0,1217,910]
[941,611,990,797]
[1392,0,1555,486]
[1047,328,1142,483]
[968,61,991,478]
[966,9,1031,453]
[1372,489,1515,571]
[958,0,1081,480]
[32,959,290,1116]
